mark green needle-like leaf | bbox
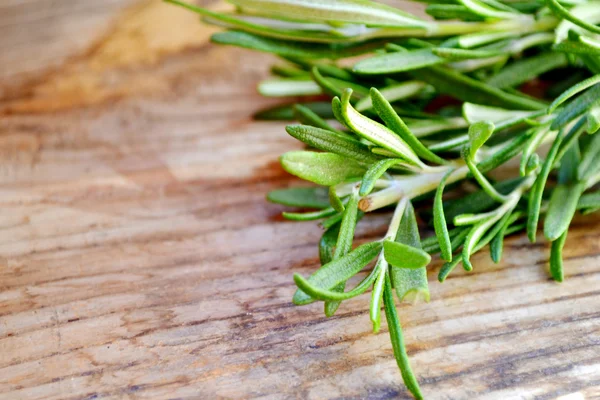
[548,74,600,114]
[229,0,430,28]
[285,124,382,164]
[383,273,424,400]
[268,187,330,208]
[328,186,346,212]
[490,212,521,263]
[391,202,430,302]
[433,169,454,261]
[544,145,584,241]
[292,241,383,304]
[294,267,378,301]
[281,151,366,186]
[283,207,338,221]
[383,240,432,269]
[527,132,563,242]
[319,222,341,265]
[258,77,323,97]
[340,89,422,164]
[326,189,360,316]
[359,158,404,196]
[551,83,600,130]
[549,230,568,282]
[370,87,448,164]
[487,52,568,89]
[544,182,585,241]
[412,66,547,111]
[294,104,341,133]
[467,120,495,155]
[354,49,445,75]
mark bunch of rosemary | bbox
[169,0,600,397]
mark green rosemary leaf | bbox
[367,260,386,335]
[457,30,518,49]
[578,131,600,180]
[408,117,468,138]
[355,81,427,112]
[340,89,422,164]
[444,178,523,221]
[229,0,430,28]
[586,105,600,133]
[427,4,484,21]
[577,190,600,211]
[283,207,338,221]
[383,273,424,400]
[549,229,568,282]
[490,211,522,263]
[353,49,445,75]
[462,201,519,270]
[438,257,461,282]
[384,240,431,269]
[450,225,472,251]
[465,157,508,203]
[487,52,568,89]
[548,74,600,114]
[553,39,600,56]
[211,30,337,58]
[462,103,545,131]
[328,187,346,213]
[544,182,585,241]
[520,124,552,176]
[546,0,600,36]
[359,158,402,196]
[294,266,378,301]
[370,88,448,164]
[555,117,586,166]
[462,214,499,270]
[258,77,323,97]
[527,131,563,242]
[285,125,381,164]
[457,0,526,19]
[551,83,600,130]
[326,189,360,316]
[391,201,430,302]
[477,132,531,173]
[544,145,583,241]
[271,63,309,78]
[331,96,349,129]
[412,66,547,110]
[467,120,495,155]
[432,47,501,60]
[267,187,330,208]
[505,222,527,235]
[292,241,383,304]
[433,169,455,261]
[293,104,340,133]
[254,101,333,120]
[319,222,341,265]
[281,151,366,185]
[311,66,369,99]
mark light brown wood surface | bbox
[1,1,599,399]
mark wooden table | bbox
[1,1,599,399]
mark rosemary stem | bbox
[360,166,469,211]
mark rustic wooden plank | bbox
[0,1,599,399]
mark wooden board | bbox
[1,1,599,399]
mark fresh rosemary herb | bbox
[169,0,600,397]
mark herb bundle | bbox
[169,0,600,397]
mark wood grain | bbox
[0,1,599,399]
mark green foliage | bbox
[170,0,600,397]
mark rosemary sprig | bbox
[170,0,600,397]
